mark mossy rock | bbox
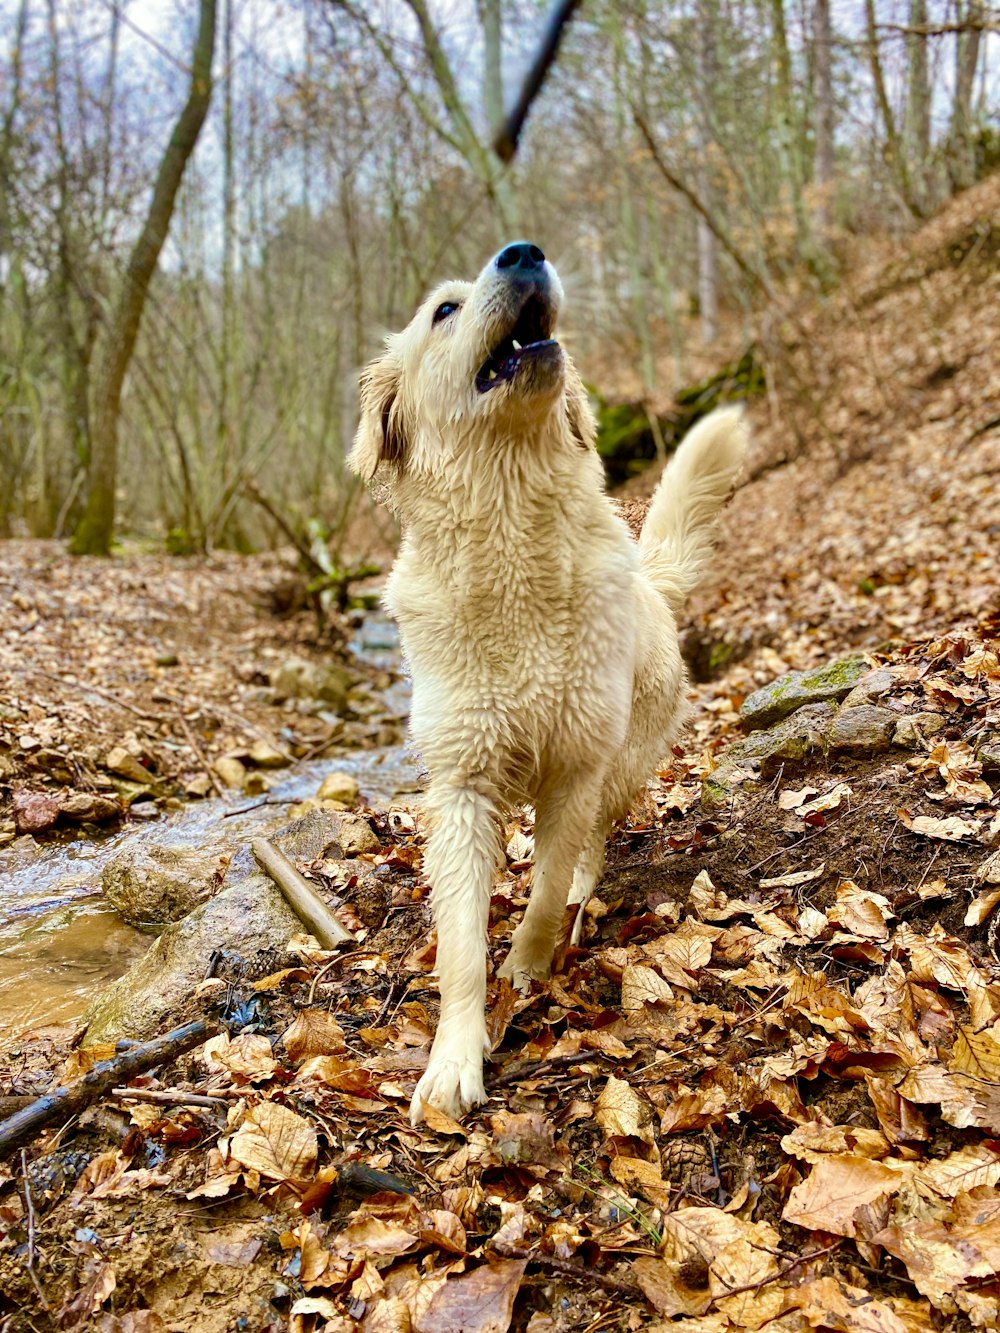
[740,658,868,732]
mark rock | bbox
[729,703,837,775]
[12,789,60,835]
[56,791,121,824]
[103,844,222,928]
[828,705,898,753]
[103,746,150,783]
[318,771,360,804]
[841,667,896,709]
[185,773,214,799]
[85,809,347,1043]
[339,813,380,856]
[271,658,353,711]
[892,712,947,749]
[248,739,291,769]
[702,703,837,810]
[976,735,1000,771]
[129,800,160,821]
[155,653,179,667]
[213,756,248,789]
[740,658,868,732]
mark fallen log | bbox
[251,838,357,948]
[0,1019,215,1159]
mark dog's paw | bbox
[498,947,552,993]
[410,1055,486,1127]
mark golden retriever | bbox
[350,242,747,1124]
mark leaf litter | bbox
[1,181,999,1330]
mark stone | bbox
[56,791,121,824]
[85,809,347,1043]
[103,746,150,783]
[892,712,947,749]
[702,703,837,810]
[12,789,60,835]
[828,705,898,753]
[740,658,868,732]
[339,813,380,856]
[318,771,360,804]
[271,658,354,711]
[248,739,291,769]
[841,667,896,709]
[976,735,1000,772]
[728,703,837,775]
[103,844,222,928]
[213,756,248,789]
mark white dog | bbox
[350,242,747,1124]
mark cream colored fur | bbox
[349,248,747,1124]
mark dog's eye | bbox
[432,301,460,325]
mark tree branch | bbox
[493,0,584,163]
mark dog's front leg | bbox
[410,783,502,1126]
[499,768,605,989]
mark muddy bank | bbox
[0,616,416,1038]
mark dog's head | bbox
[350,243,595,482]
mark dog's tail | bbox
[638,405,748,612]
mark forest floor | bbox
[0,176,998,1333]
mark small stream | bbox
[0,615,415,1038]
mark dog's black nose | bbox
[496,242,545,272]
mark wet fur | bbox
[350,251,747,1123]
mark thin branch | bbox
[252,838,357,947]
[493,0,584,162]
[0,1020,215,1158]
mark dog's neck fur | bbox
[390,410,620,602]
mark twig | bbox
[252,839,357,948]
[0,1020,216,1158]
[493,0,584,163]
[175,710,224,797]
[714,1242,840,1299]
[109,1087,230,1109]
[491,1240,638,1295]
[223,796,297,819]
[487,1048,612,1089]
[33,669,164,723]
[20,1149,49,1311]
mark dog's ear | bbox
[349,353,407,481]
[565,372,597,451]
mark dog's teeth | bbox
[488,369,497,380]
[512,339,522,351]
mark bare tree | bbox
[71,0,218,555]
[812,0,835,231]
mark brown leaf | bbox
[783,1154,903,1236]
[58,1257,116,1329]
[595,1074,656,1145]
[949,1023,1000,1081]
[412,1258,526,1333]
[283,1008,347,1060]
[227,1101,317,1181]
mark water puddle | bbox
[0,615,415,1038]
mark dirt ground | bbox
[0,181,999,1332]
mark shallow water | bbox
[0,615,415,1038]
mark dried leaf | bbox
[412,1258,525,1333]
[227,1101,318,1181]
[783,1154,903,1236]
[283,1009,347,1060]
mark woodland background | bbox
[0,0,996,558]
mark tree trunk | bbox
[696,0,719,343]
[947,1,984,192]
[864,0,922,216]
[904,0,930,210]
[812,0,835,230]
[71,0,218,556]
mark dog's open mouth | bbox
[475,294,558,393]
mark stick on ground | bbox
[0,1019,215,1159]
[252,838,357,948]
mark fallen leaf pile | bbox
[0,161,998,1333]
[0,545,402,838]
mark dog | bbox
[349,241,747,1124]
